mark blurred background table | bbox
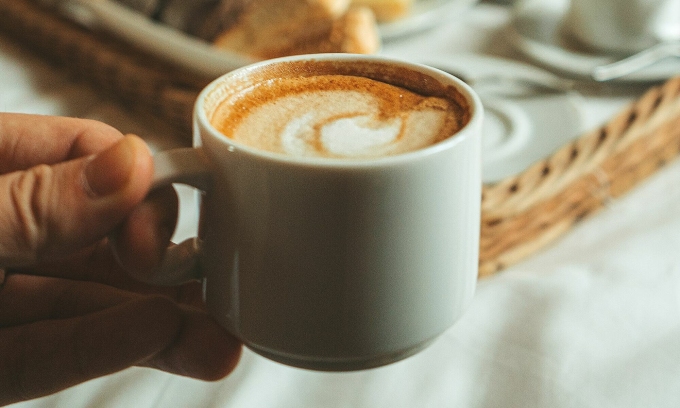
[3,1,680,407]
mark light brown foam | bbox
[209,61,470,158]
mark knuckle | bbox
[6,165,55,262]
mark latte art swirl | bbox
[212,75,462,158]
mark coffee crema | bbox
[211,74,464,158]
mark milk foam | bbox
[213,75,460,158]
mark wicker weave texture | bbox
[0,0,204,135]
[480,78,680,275]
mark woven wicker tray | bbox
[2,0,680,277]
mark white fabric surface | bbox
[3,3,680,407]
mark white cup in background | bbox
[564,0,680,54]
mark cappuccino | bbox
[151,54,482,371]
[210,65,468,158]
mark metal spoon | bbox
[428,65,576,97]
[591,41,680,82]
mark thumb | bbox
[0,135,153,267]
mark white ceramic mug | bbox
[144,54,483,371]
[564,0,680,54]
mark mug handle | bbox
[115,147,213,286]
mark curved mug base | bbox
[245,337,438,372]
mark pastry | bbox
[350,0,413,22]
[213,0,380,59]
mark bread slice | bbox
[260,5,380,56]
[323,6,381,54]
[350,0,413,22]
[213,0,356,59]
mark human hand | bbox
[0,113,241,406]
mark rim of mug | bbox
[194,53,483,168]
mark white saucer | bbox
[419,54,585,184]
[480,93,583,183]
[509,0,680,82]
[57,0,478,78]
[380,0,479,41]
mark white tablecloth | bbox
[3,3,680,407]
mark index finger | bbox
[0,113,124,173]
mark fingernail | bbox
[83,136,136,197]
